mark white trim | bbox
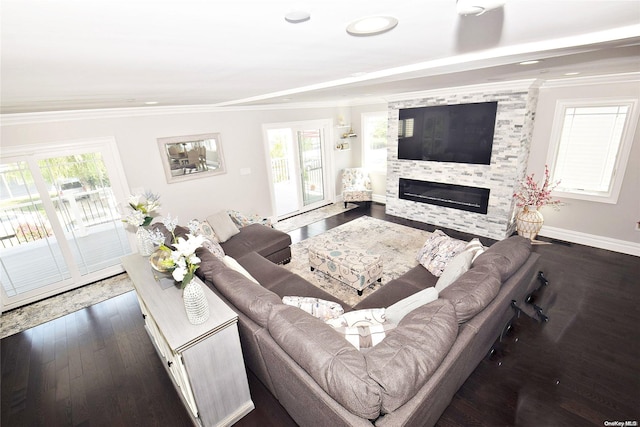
[385,79,540,103]
[545,97,639,204]
[0,98,386,126]
[540,72,640,89]
[539,225,640,257]
[372,193,387,204]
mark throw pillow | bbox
[385,286,439,324]
[227,210,273,228]
[325,308,387,328]
[326,308,392,350]
[206,211,240,243]
[200,236,225,259]
[282,296,344,321]
[222,256,259,284]
[416,230,466,277]
[465,238,486,263]
[435,249,475,293]
[332,323,397,350]
[193,219,219,242]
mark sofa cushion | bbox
[197,250,281,327]
[416,230,466,277]
[365,299,458,414]
[473,236,531,281]
[221,223,291,260]
[268,305,382,419]
[438,263,502,323]
[385,286,439,324]
[222,255,259,284]
[435,249,475,293]
[354,265,436,311]
[206,211,240,243]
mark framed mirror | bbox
[158,133,226,183]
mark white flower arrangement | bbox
[153,215,204,288]
[122,190,161,227]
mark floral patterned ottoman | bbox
[309,243,383,295]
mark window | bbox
[547,99,638,203]
[362,112,388,173]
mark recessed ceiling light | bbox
[346,16,398,37]
[144,101,159,105]
[519,60,540,65]
[285,10,310,23]
[564,72,581,76]
[456,0,507,16]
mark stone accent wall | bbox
[386,83,539,240]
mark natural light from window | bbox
[362,112,388,173]
[547,99,638,204]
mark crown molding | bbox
[384,79,542,103]
[0,97,387,127]
[540,72,640,89]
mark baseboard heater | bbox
[399,178,490,214]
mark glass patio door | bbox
[265,120,331,219]
[1,138,131,311]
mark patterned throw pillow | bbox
[227,210,273,228]
[194,219,219,242]
[190,219,225,258]
[326,308,393,350]
[201,236,225,259]
[416,230,467,277]
[282,296,344,321]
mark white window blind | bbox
[548,99,637,204]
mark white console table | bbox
[122,254,254,427]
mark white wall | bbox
[2,75,638,254]
[528,77,640,253]
[1,106,345,223]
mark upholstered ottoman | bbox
[309,243,383,295]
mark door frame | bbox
[262,119,335,220]
[0,136,132,311]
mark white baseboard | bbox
[539,225,640,257]
[372,194,386,204]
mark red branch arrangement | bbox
[513,165,562,209]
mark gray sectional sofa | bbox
[188,221,540,426]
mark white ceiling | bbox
[1,0,639,114]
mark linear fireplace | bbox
[399,178,490,214]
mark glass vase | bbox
[182,278,210,325]
[135,227,154,256]
[516,205,544,240]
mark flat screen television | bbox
[397,101,498,165]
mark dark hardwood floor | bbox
[2,203,639,426]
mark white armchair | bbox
[342,168,373,208]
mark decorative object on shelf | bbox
[152,216,209,324]
[135,227,155,256]
[342,127,357,138]
[513,165,562,240]
[122,190,161,256]
[182,278,210,325]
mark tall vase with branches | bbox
[513,165,562,240]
